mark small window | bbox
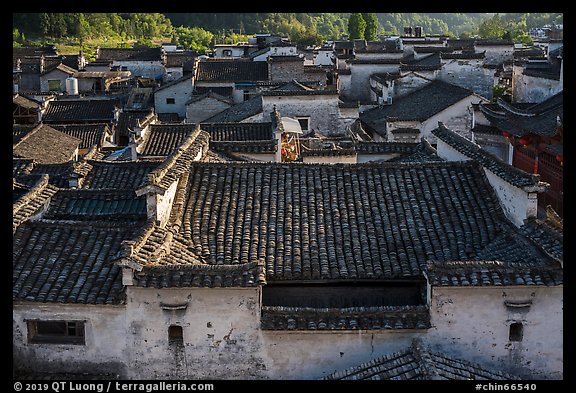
[168,325,183,345]
[48,79,61,93]
[166,98,175,105]
[296,117,309,132]
[509,322,523,342]
[28,320,85,345]
[223,49,232,57]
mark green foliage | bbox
[348,13,366,39]
[362,13,379,41]
[173,26,214,53]
[492,84,507,102]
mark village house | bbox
[11,22,563,382]
[153,75,194,121]
[95,47,166,81]
[13,111,562,380]
[478,92,563,217]
[359,79,488,143]
[193,58,270,104]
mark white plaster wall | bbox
[112,60,164,80]
[478,45,514,65]
[186,97,231,123]
[261,330,424,379]
[302,155,357,164]
[439,59,495,100]
[124,287,268,379]
[427,286,563,379]
[436,139,536,227]
[39,69,70,93]
[337,74,352,101]
[154,80,193,117]
[314,51,334,66]
[262,95,343,136]
[349,63,401,102]
[155,179,180,227]
[419,95,486,143]
[13,302,127,376]
[512,66,562,103]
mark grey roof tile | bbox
[323,339,520,380]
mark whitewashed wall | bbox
[262,95,343,136]
[112,60,164,80]
[512,65,562,103]
[154,79,193,118]
[435,137,539,227]
[427,286,563,380]
[439,59,495,100]
[13,302,128,376]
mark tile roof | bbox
[51,124,111,149]
[261,305,430,331]
[262,80,339,96]
[13,124,80,164]
[209,140,276,154]
[43,189,147,221]
[138,124,197,157]
[195,59,269,82]
[12,174,59,234]
[40,62,76,76]
[200,122,272,141]
[13,124,36,145]
[360,80,476,136]
[401,52,442,71]
[323,339,520,380]
[136,128,210,193]
[13,94,41,110]
[78,160,161,190]
[116,110,156,137]
[520,214,563,264]
[42,99,119,123]
[164,160,555,283]
[425,260,562,287]
[479,93,562,138]
[13,219,143,304]
[432,123,549,190]
[202,95,263,123]
[97,47,164,62]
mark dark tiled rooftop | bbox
[13,124,36,145]
[360,80,476,137]
[43,189,147,221]
[195,59,269,82]
[13,220,143,304]
[261,305,430,331]
[42,99,119,123]
[323,339,520,380]
[51,124,111,149]
[432,124,547,189]
[78,160,161,190]
[170,160,553,283]
[13,124,80,164]
[115,110,156,138]
[12,174,59,234]
[97,47,164,62]
[202,95,263,123]
[480,93,562,138]
[200,122,272,141]
[138,124,197,157]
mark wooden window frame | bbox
[27,320,86,345]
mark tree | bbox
[362,13,379,41]
[478,14,506,39]
[348,13,366,39]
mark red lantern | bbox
[281,148,287,156]
[501,131,512,138]
[556,154,563,165]
[518,136,531,147]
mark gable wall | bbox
[438,59,495,100]
[427,286,563,379]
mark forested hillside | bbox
[13,12,563,53]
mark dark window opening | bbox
[262,282,426,308]
[166,98,175,105]
[509,322,524,342]
[168,325,183,345]
[28,320,85,345]
[296,118,309,132]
